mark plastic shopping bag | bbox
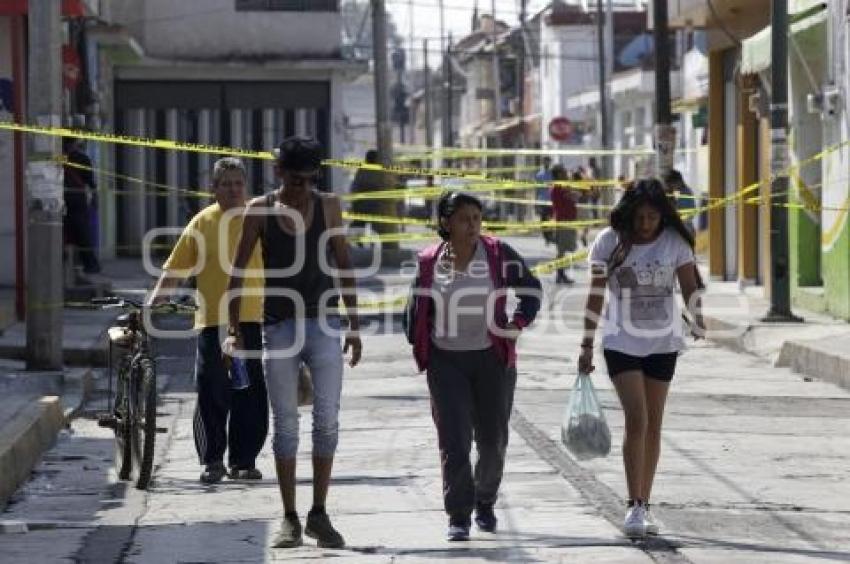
[561,372,611,459]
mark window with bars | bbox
[235,0,338,11]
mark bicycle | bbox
[93,296,196,490]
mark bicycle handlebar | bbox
[90,296,198,313]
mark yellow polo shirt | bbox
[162,203,264,328]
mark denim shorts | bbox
[262,317,344,458]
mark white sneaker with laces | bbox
[624,504,647,538]
[643,506,660,535]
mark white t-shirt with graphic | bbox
[589,227,695,356]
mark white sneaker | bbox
[643,506,660,536]
[624,504,647,538]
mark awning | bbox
[741,2,828,76]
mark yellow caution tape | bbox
[61,158,214,200]
[397,147,659,158]
[1,120,275,159]
[9,120,848,219]
[343,210,608,230]
[324,159,487,181]
[531,249,590,275]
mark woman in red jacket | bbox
[403,191,542,541]
[550,165,579,284]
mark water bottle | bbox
[228,357,250,390]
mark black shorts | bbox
[603,349,678,382]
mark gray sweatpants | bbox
[426,345,518,523]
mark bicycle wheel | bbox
[114,365,133,480]
[130,357,157,490]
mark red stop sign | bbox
[548,117,573,142]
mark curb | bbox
[0,368,95,512]
[0,396,65,511]
[703,313,850,393]
[776,340,850,392]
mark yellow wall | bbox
[708,50,726,279]
[738,76,760,282]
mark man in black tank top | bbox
[227,137,361,549]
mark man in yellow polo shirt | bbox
[148,157,267,484]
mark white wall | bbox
[112,0,342,59]
[820,0,849,253]
[459,58,488,144]
[540,24,598,151]
[340,73,376,160]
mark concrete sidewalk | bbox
[700,271,850,391]
[0,258,152,512]
[0,360,94,510]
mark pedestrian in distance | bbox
[662,169,697,237]
[576,165,598,248]
[148,157,268,485]
[587,156,603,215]
[62,137,102,274]
[348,149,385,242]
[549,165,579,285]
[535,156,554,244]
[578,178,705,539]
[226,136,362,550]
[403,191,542,541]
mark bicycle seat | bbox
[107,326,133,347]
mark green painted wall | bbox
[822,219,850,319]
[789,179,822,288]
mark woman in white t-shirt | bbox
[578,178,704,539]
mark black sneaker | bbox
[447,518,470,541]
[228,466,263,480]
[305,508,345,548]
[200,462,227,484]
[272,513,303,548]
[475,504,498,533]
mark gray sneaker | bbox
[272,513,303,548]
[305,509,345,548]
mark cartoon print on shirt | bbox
[614,259,675,321]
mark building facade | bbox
[670,0,850,318]
[0,0,101,325]
[103,0,365,256]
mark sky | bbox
[385,0,551,68]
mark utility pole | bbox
[518,0,528,128]
[424,39,434,148]
[763,0,801,322]
[445,34,454,147]
[490,0,502,127]
[439,0,452,149]
[490,2,503,215]
[596,0,611,181]
[370,0,399,248]
[372,0,393,166]
[518,0,528,220]
[604,0,614,188]
[26,0,64,370]
[652,0,675,177]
